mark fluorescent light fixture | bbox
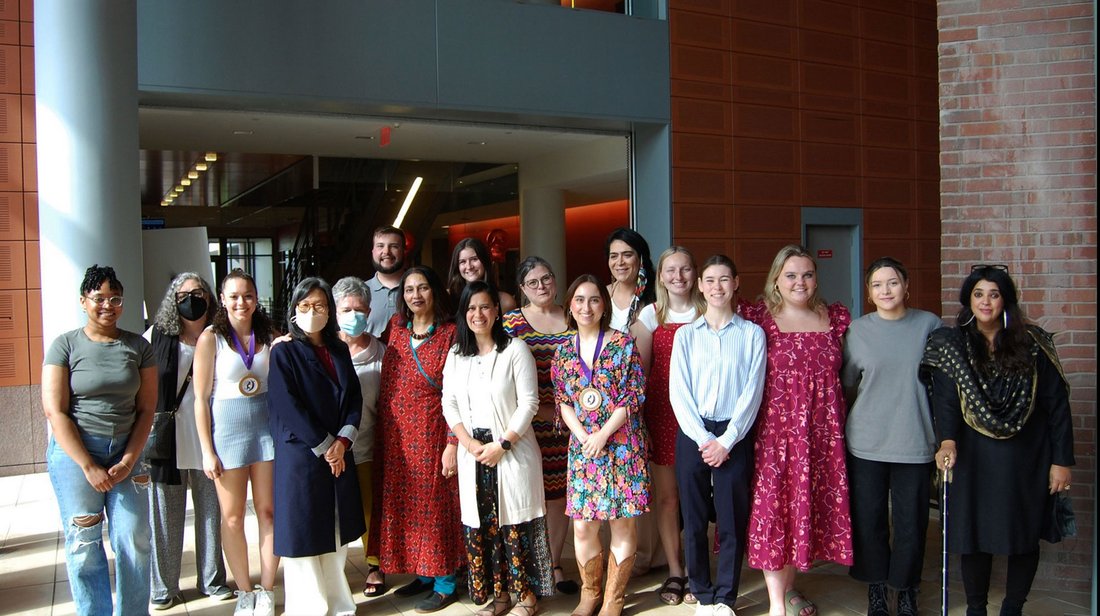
[181,178,191,186]
[205,152,218,162]
[195,163,208,171]
[392,176,423,228]
[188,171,199,179]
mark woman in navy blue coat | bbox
[268,277,365,616]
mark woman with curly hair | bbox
[43,264,157,616]
[145,272,232,609]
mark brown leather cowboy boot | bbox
[570,552,605,616]
[600,553,636,616]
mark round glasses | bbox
[85,295,123,307]
[522,273,555,290]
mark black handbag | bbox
[1042,491,1077,543]
[144,366,193,461]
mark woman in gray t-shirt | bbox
[42,264,158,616]
[841,257,942,616]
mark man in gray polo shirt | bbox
[365,225,407,336]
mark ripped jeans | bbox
[47,435,151,616]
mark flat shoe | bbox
[415,591,458,613]
[396,578,434,598]
[552,565,579,595]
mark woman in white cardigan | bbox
[443,281,554,616]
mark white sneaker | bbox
[712,603,738,616]
[233,590,254,616]
[695,604,713,616]
[253,586,275,616]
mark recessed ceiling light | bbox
[181,179,191,186]
[205,152,218,162]
[195,163,208,171]
[233,130,253,135]
[466,141,486,146]
[187,171,199,179]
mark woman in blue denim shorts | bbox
[42,264,158,616]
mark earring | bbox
[1003,312,1008,328]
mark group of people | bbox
[42,224,1074,616]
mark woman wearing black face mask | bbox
[144,273,233,610]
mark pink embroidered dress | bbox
[742,301,853,571]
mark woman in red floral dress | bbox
[742,245,853,616]
[630,246,704,605]
[372,266,464,613]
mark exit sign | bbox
[817,249,833,259]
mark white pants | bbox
[282,544,355,616]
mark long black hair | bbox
[957,265,1031,373]
[397,266,452,325]
[286,277,341,347]
[605,227,656,325]
[453,281,510,357]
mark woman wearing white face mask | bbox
[268,277,365,616]
[332,276,388,597]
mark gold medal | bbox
[579,387,602,411]
[239,373,261,397]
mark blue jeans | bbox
[48,435,152,616]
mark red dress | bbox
[372,316,464,576]
[643,322,689,466]
[743,302,853,571]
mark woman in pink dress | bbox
[742,245,852,616]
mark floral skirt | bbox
[463,429,553,603]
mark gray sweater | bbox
[841,309,943,463]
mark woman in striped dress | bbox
[503,256,578,595]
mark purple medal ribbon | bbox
[577,329,605,385]
[228,328,256,370]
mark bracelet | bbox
[119,461,132,472]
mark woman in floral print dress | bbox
[742,245,853,616]
[551,275,649,616]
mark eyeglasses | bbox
[522,273,555,290]
[296,301,328,314]
[85,295,123,307]
[971,264,1009,273]
[175,289,205,302]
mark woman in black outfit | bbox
[921,265,1074,616]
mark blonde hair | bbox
[653,246,705,326]
[763,244,826,314]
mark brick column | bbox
[938,0,1095,592]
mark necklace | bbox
[408,321,436,341]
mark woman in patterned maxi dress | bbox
[503,256,577,594]
[742,245,853,616]
[372,266,464,613]
[551,275,649,616]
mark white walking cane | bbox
[940,462,953,616]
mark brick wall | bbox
[668,0,941,311]
[938,0,1096,592]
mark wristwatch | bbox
[499,438,512,451]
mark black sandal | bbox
[553,565,579,595]
[363,565,388,597]
[657,576,687,606]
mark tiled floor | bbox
[0,473,1090,615]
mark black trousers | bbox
[847,455,932,589]
[675,421,752,608]
[960,550,1040,614]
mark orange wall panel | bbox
[0,336,29,386]
[0,288,26,338]
[25,286,38,337]
[24,238,36,288]
[0,239,26,288]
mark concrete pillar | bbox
[35,0,143,341]
[519,186,566,301]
